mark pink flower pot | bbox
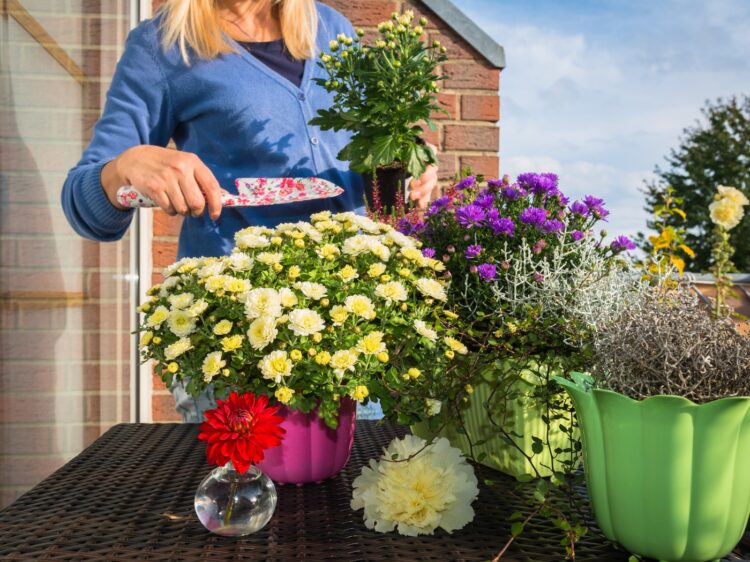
[257,398,356,485]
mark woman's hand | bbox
[409,164,439,209]
[101,145,224,220]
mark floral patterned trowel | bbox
[116,177,344,208]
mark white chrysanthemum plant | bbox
[351,434,479,536]
[138,212,463,428]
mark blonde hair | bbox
[158,0,318,64]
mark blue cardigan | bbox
[61,4,364,258]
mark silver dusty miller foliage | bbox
[592,284,750,402]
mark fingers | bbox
[179,174,206,218]
[193,159,222,221]
[165,182,190,216]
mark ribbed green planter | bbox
[558,374,750,562]
[412,365,579,478]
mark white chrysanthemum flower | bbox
[343,235,391,261]
[288,308,326,336]
[146,305,169,328]
[400,247,428,265]
[278,287,298,308]
[164,337,193,360]
[329,305,349,326]
[375,281,408,303]
[444,337,468,355]
[188,299,208,317]
[337,265,360,283]
[345,295,376,319]
[330,349,358,378]
[414,320,438,342]
[164,257,199,277]
[258,350,293,382]
[717,185,749,207]
[425,398,442,416]
[198,260,226,278]
[167,309,197,337]
[356,331,386,355]
[351,435,478,536]
[332,212,358,223]
[310,210,332,222]
[368,263,387,277]
[382,229,417,248]
[350,215,382,234]
[168,292,194,310]
[257,252,283,265]
[294,281,328,301]
[244,288,283,319]
[201,351,225,383]
[227,252,254,271]
[709,198,744,230]
[415,278,447,301]
[235,231,271,250]
[158,276,180,297]
[247,316,278,350]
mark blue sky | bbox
[452,0,750,240]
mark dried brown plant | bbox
[592,284,750,402]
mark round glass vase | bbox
[194,462,277,536]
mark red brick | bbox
[153,373,170,392]
[418,122,441,149]
[151,272,165,286]
[0,362,67,393]
[153,211,183,237]
[0,426,65,455]
[325,0,399,26]
[0,455,66,487]
[461,95,500,121]
[83,393,129,423]
[80,362,130,393]
[430,30,478,60]
[432,93,457,120]
[15,301,69,331]
[460,155,500,178]
[152,393,181,423]
[444,63,500,90]
[153,240,178,270]
[0,331,83,361]
[0,394,84,423]
[444,125,499,151]
[437,154,458,181]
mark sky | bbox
[452,0,750,240]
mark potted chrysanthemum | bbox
[405,173,637,478]
[309,10,446,214]
[138,212,460,484]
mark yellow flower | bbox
[247,316,279,350]
[312,333,323,343]
[709,198,744,230]
[225,277,249,293]
[153,336,162,344]
[311,210,331,221]
[294,281,328,301]
[465,384,474,394]
[168,293,194,310]
[137,301,152,313]
[321,298,330,307]
[258,350,293,383]
[400,247,425,263]
[271,236,283,245]
[139,331,153,347]
[351,385,369,402]
[414,320,438,342]
[445,350,455,359]
[275,386,295,405]
[293,239,305,249]
[330,349,358,377]
[426,398,442,416]
[377,351,389,363]
[235,230,270,250]
[289,308,326,336]
[308,348,317,357]
[287,265,301,279]
[188,299,208,317]
[368,263,387,277]
[222,368,230,377]
[205,275,227,293]
[213,319,233,335]
[717,185,749,207]
[290,349,303,361]
[257,252,283,265]
[375,281,408,303]
[444,337,468,355]
[221,335,244,352]
[415,278,447,301]
[315,350,332,365]
[273,263,283,273]
[167,309,197,337]
[202,351,226,383]
[146,306,169,328]
[167,362,179,373]
[356,331,386,355]
[338,265,360,283]
[317,244,340,259]
[345,295,376,319]
[407,367,422,379]
[227,251,253,271]
[330,305,349,325]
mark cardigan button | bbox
[310,136,319,145]
[297,92,306,101]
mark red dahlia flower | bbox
[198,392,285,474]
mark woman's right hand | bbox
[101,145,224,220]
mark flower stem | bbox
[223,479,239,528]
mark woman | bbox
[61,0,438,420]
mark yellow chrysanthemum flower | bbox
[338,265,360,283]
[351,385,369,402]
[709,198,744,230]
[257,252,283,265]
[414,320,438,342]
[168,293,194,310]
[213,319,233,335]
[167,309,197,337]
[375,281,408,303]
[290,349,303,361]
[407,368,422,379]
[315,350,332,365]
[202,351,226,383]
[287,265,301,279]
[146,305,169,328]
[279,288,298,308]
[356,331,386,355]
[288,308,326,336]
[221,335,244,352]
[330,305,349,326]
[330,349,358,377]
[258,350,293,383]
[368,263,387,277]
[377,351,389,363]
[345,295,376,319]
[415,278,447,301]
[139,331,153,347]
[444,337,468,355]
[167,362,179,374]
[247,316,278,350]
[275,386,295,404]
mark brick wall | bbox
[147,0,501,422]
[0,1,133,508]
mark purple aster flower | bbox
[583,195,610,219]
[422,247,436,258]
[533,272,545,283]
[517,172,558,196]
[474,189,495,209]
[454,175,476,190]
[396,217,413,235]
[488,216,515,237]
[610,235,636,252]
[476,263,497,282]
[570,230,584,241]
[570,201,589,216]
[501,185,524,200]
[425,196,451,217]
[455,204,486,228]
[487,178,505,190]
[542,219,565,234]
[519,207,548,227]
[465,244,482,259]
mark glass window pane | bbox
[0,0,135,508]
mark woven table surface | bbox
[0,422,747,562]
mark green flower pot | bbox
[557,374,750,562]
[413,365,579,478]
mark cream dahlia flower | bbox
[717,185,749,207]
[709,198,744,230]
[351,435,478,536]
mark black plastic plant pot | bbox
[363,163,407,215]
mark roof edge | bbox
[421,0,506,69]
[690,273,750,284]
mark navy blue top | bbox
[238,39,304,88]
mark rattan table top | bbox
[0,421,747,562]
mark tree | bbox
[641,95,750,271]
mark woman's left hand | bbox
[409,164,439,208]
